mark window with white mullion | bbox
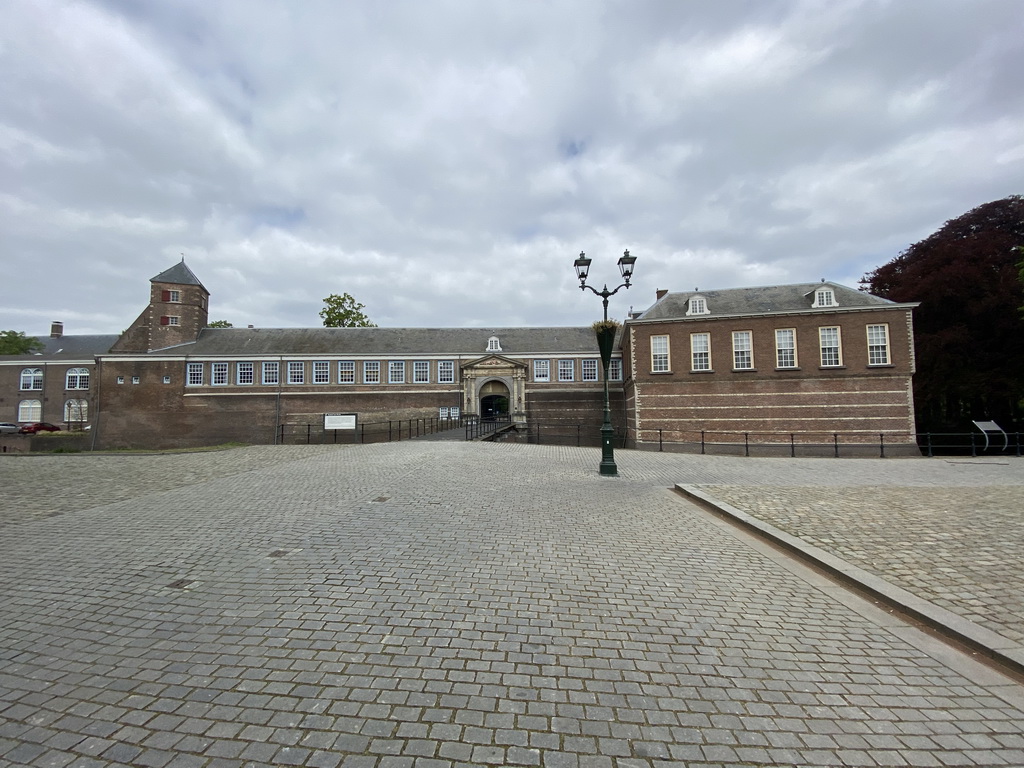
[775,329,797,368]
[582,359,598,381]
[413,361,430,383]
[533,359,550,382]
[211,362,229,385]
[262,361,280,385]
[732,331,753,370]
[608,359,623,381]
[20,368,43,390]
[288,361,305,384]
[237,362,254,385]
[690,333,710,371]
[651,335,670,372]
[558,359,574,381]
[65,367,90,390]
[819,327,842,367]
[186,362,204,386]
[338,361,355,383]
[438,361,455,383]
[313,361,330,384]
[867,324,890,365]
[389,361,405,384]
[364,361,380,384]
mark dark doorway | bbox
[480,394,509,420]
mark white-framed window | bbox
[819,327,842,367]
[212,362,228,385]
[691,333,711,371]
[867,324,890,365]
[338,361,355,384]
[813,288,837,308]
[237,362,254,385]
[168,290,181,303]
[439,407,449,419]
[288,361,305,384]
[64,399,88,422]
[364,361,380,384]
[65,367,90,390]
[534,359,550,382]
[775,329,797,368]
[413,361,430,383]
[389,361,405,383]
[687,296,709,316]
[132,376,140,385]
[186,362,203,386]
[20,368,43,391]
[167,316,180,326]
[558,359,574,381]
[450,407,460,419]
[651,335,670,373]
[608,359,623,382]
[582,359,598,381]
[262,361,279,385]
[163,376,171,384]
[313,361,330,384]
[732,331,753,370]
[18,399,41,422]
[487,336,501,352]
[116,376,125,385]
[438,361,455,383]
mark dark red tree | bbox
[862,196,1024,431]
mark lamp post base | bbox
[599,423,618,476]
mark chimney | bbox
[656,289,668,300]
[50,321,64,338]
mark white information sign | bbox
[324,413,357,430]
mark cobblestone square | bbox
[1,443,1023,767]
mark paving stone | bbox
[0,443,1022,767]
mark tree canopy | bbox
[861,195,1024,430]
[208,320,234,328]
[0,330,44,355]
[319,293,376,328]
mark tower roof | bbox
[151,259,207,291]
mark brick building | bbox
[1,261,919,453]
[624,283,919,451]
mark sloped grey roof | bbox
[636,282,907,321]
[179,326,610,357]
[151,260,207,290]
[2,335,118,362]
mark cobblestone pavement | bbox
[1,444,1023,768]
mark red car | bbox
[19,422,60,434]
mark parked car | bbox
[0,422,20,434]
[19,422,61,434]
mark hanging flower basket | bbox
[593,320,620,366]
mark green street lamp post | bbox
[573,249,637,476]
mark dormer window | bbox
[812,288,837,308]
[487,336,501,352]
[686,296,710,316]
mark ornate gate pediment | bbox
[460,355,528,425]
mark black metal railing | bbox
[277,416,464,445]
[465,416,513,441]
[634,428,1023,458]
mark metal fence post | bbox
[833,433,839,458]
[744,433,749,457]
[701,430,705,455]
[925,432,932,457]
[790,433,795,458]
[659,429,663,452]
[879,433,885,458]
[970,431,976,457]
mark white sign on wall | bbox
[324,413,357,430]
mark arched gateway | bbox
[460,355,527,426]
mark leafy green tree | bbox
[319,293,376,327]
[0,330,43,355]
[208,320,234,328]
[862,196,1024,430]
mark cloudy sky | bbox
[3,0,1022,335]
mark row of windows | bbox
[15,399,88,422]
[682,287,839,316]
[650,324,891,373]
[17,368,91,391]
[183,359,626,387]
